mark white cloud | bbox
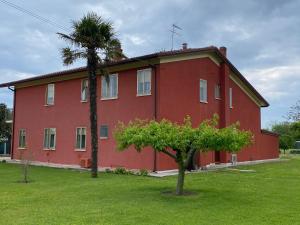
[242,64,300,101]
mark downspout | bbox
[8,86,15,159]
[152,65,157,172]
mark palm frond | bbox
[61,47,86,65]
[57,32,81,47]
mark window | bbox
[46,84,55,105]
[200,79,207,103]
[100,125,108,139]
[101,74,118,99]
[81,79,88,102]
[137,68,151,96]
[215,84,221,99]
[18,129,26,148]
[44,128,56,150]
[76,127,86,150]
[229,88,233,108]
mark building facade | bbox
[0,46,279,171]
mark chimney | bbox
[182,43,188,50]
[219,46,227,57]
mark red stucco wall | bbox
[12,56,279,171]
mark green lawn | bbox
[1,157,300,225]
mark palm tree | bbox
[58,12,125,178]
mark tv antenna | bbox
[170,24,182,50]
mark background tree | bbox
[287,100,300,122]
[115,115,252,195]
[58,12,125,178]
[0,103,12,139]
[271,122,295,152]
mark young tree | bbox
[0,103,11,139]
[58,13,125,178]
[115,115,252,195]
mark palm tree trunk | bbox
[88,49,99,178]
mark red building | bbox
[0,46,279,171]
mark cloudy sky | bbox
[0,0,299,127]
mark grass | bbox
[1,157,300,225]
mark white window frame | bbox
[75,127,86,151]
[200,79,208,103]
[229,88,233,108]
[45,84,55,105]
[18,129,26,149]
[100,125,109,139]
[43,128,56,150]
[215,84,221,100]
[137,68,152,96]
[101,74,118,100]
[81,79,88,102]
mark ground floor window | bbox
[44,128,56,150]
[100,125,108,139]
[76,127,86,149]
[18,129,26,148]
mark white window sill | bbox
[137,93,151,97]
[200,101,208,104]
[100,137,108,140]
[80,100,88,103]
[101,97,118,101]
[215,98,221,100]
[44,104,54,107]
[43,148,55,151]
[75,149,86,152]
[18,147,27,150]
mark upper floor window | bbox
[215,84,221,99]
[100,125,108,139]
[18,129,26,148]
[76,127,86,150]
[137,68,151,96]
[44,128,56,150]
[81,79,88,102]
[46,84,55,105]
[229,88,233,108]
[101,74,118,99]
[199,79,207,103]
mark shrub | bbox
[1,159,6,163]
[139,169,149,176]
[114,167,128,175]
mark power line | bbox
[0,0,70,32]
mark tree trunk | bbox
[176,163,185,195]
[88,49,99,178]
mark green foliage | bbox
[115,115,252,155]
[115,115,252,195]
[139,169,149,176]
[271,122,296,150]
[0,103,11,139]
[114,167,127,175]
[57,12,125,66]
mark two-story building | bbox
[0,46,279,171]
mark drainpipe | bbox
[8,86,15,159]
[151,64,157,172]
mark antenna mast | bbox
[170,24,182,51]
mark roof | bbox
[0,46,269,107]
